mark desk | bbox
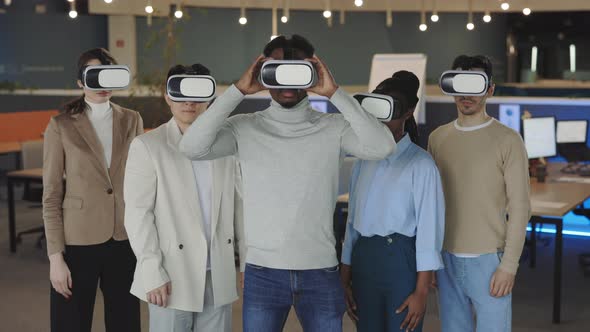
[0,141,23,170]
[335,163,590,324]
[6,168,43,253]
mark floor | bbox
[0,187,589,331]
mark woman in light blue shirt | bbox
[340,71,445,332]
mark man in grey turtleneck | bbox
[179,35,395,331]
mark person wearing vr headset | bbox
[428,55,530,332]
[340,71,445,332]
[42,48,143,332]
[179,35,396,331]
[123,64,245,332]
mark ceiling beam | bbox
[89,0,590,17]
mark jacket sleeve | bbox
[124,138,170,292]
[42,117,66,257]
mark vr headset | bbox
[81,65,131,90]
[354,93,404,122]
[166,75,216,102]
[439,70,490,96]
[259,60,316,89]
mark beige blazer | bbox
[123,118,245,312]
[42,103,143,256]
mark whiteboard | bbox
[368,54,427,124]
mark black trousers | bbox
[50,239,140,332]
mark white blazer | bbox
[124,118,245,312]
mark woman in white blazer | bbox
[123,64,245,332]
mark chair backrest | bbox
[0,110,58,142]
[21,140,44,169]
[339,156,357,195]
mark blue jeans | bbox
[243,263,346,332]
[437,251,512,332]
[351,234,422,332]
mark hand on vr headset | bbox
[236,55,269,96]
[305,55,338,98]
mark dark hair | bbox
[451,55,493,85]
[372,70,420,143]
[64,48,118,115]
[263,34,315,59]
[166,63,211,80]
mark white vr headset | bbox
[354,93,403,122]
[82,65,131,90]
[439,70,490,96]
[259,60,317,89]
[166,75,216,102]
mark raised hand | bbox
[306,55,339,98]
[235,55,268,96]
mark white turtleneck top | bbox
[85,98,113,167]
[180,85,396,270]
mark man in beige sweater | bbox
[428,55,530,332]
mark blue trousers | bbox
[437,251,512,332]
[243,263,346,332]
[351,233,422,332]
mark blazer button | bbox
[106,188,113,194]
[228,239,232,244]
[179,244,183,250]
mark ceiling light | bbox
[466,0,474,31]
[68,1,77,18]
[419,0,427,31]
[239,6,247,25]
[282,0,290,23]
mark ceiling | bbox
[88,0,590,17]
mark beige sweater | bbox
[428,118,531,274]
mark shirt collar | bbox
[385,133,411,163]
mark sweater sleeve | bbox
[499,133,531,274]
[330,88,396,160]
[179,85,244,160]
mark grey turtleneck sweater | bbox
[180,85,395,270]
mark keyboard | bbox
[555,176,590,184]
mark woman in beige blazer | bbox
[42,48,143,332]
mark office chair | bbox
[15,140,45,249]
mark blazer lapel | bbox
[166,119,205,236]
[108,104,127,177]
[71,111,110,179]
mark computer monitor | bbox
[522,117,557,159]
[556,120,588,144]
[310,100,328,113]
